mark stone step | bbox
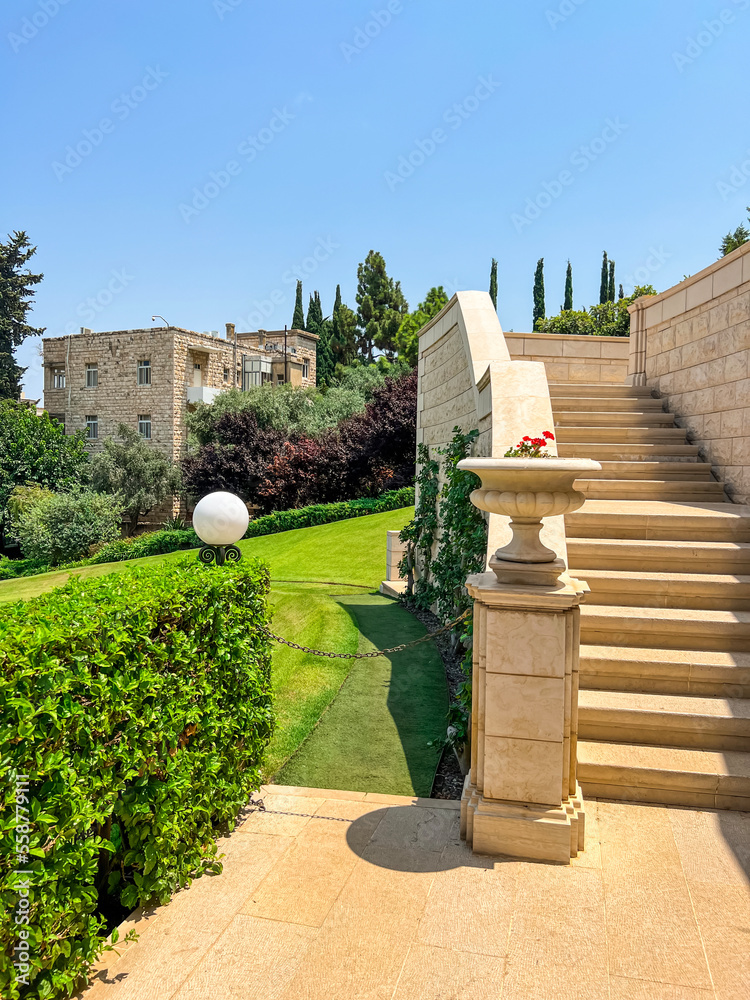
[558,442,701,461]
[578,689,750,752]
[579,461,714,481]
[566,500,750,541]
[580,644,750,698]
[569,538,750,572]
[552,396,665,412]
[580,604,750,652]
[574,568,750,612]
[548,383,653,398]
[577,740,750,810]
[556,426,689,444]
[554,410,676,427]
[576,479,725,502]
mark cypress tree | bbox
[599,251,608,304]
[533,258,545,331]
[0,231,45,399]
[489,258,498,310]
[618,283,624,300]
[563,260,573,311]
[292,280,305,329]
[608,260,616,302]
[331,284,357,366]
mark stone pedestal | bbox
[460,572,587,863]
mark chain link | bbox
[260,607,470,659]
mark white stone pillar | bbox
[627,299,648,386]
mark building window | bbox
[223,367,230,383]
[85,363,98,387]
[138,414,152,440]
[302,359,309,379]
[85,415,98,440]
[276,374,285,384]
[137,359,151,385]
[53,368,66,389]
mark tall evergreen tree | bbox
[489,258,498,310]
[533,258,545,331]
[291,280,305,329]
[599,251,609,304]
[306,291,324,331]
[305,290,334,385]
[618,283,624,300]
[394,286,449,366]
[330,284,357,367]
[355,250,408,361]
[0,232,45,399]
[608,259,616,302]
[563,260,573,311]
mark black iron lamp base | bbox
[198,544,242,566]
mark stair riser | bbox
[558,445,700,460]
[577,483,724,502]
[576,579,750,612]
[552,399,665,412]
[554,413,675,427]
[577,776,749,811]
[578,464,714,480]
[580,662,750,698]
[569,545,750,572]
[557,428,688,444]
[549,385,653,397]
[581,619,750,652]
[566,521,750,542]
[579,715,750,752]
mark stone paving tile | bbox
[366,802,459,854]
[392,942,506,999]
[170,915,317,1000]
[668,807,750,888]
[236,793,327,837]
[687,880,750,1000]
[608,977,715,999]
[598,801,713,991]
[500,864,609,1000]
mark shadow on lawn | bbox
[338,596,449,798]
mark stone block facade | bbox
[505,331,629,384]
[42,325,318,463]
[628,242,750,502]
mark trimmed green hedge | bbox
[0,559,274,1000]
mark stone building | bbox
[42,324,318,461]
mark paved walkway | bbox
[80,785,750,1000]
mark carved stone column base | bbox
[461,777,585,864]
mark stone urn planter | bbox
[457,457,601,585]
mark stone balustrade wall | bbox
[505,331,629,384]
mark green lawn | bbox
[1,507,449,795]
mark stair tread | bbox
[581,604,750,624]
[575,568,750,585]
[581,644,750,667]
[573,500,747,517]
[578,740,750,781]
[579,689,750,719]
[572,538,750,551]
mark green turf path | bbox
[0,506,448,795]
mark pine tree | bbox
[618,283,624,300]
[599,252,609,304]
[608,260,616,302]
[489,258,498,310]
[0,231,45,399]
[355,250,408,361]
[563,260,573,311]
[533,258,545,331]
[292,280,305,329]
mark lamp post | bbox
[192,491,249,565]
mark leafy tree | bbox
[563,260,573,311]
[355,250,408,361]
[0,231,45,399]
[720,220,750,257]
[538,285,658,337]
[599,251,609,304]
[330,284,357,366]
[394,286,449,366]
[0,401,88,545]
[91,425,181,535]
[489,258,498,310]
[8,484,122,564]
[292,279,305,329]
[532,258,545,330]
[608,259,616,302]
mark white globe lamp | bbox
[192,491,249,565]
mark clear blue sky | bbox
[4,0,750,398]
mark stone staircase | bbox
[551,381,750,810]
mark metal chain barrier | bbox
[259,607,470,660]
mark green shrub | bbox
[0,555,51,580]
[90,527,200,564]
[0,558,274,1000]
[8,487,123,565]
[244,487,415,537]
